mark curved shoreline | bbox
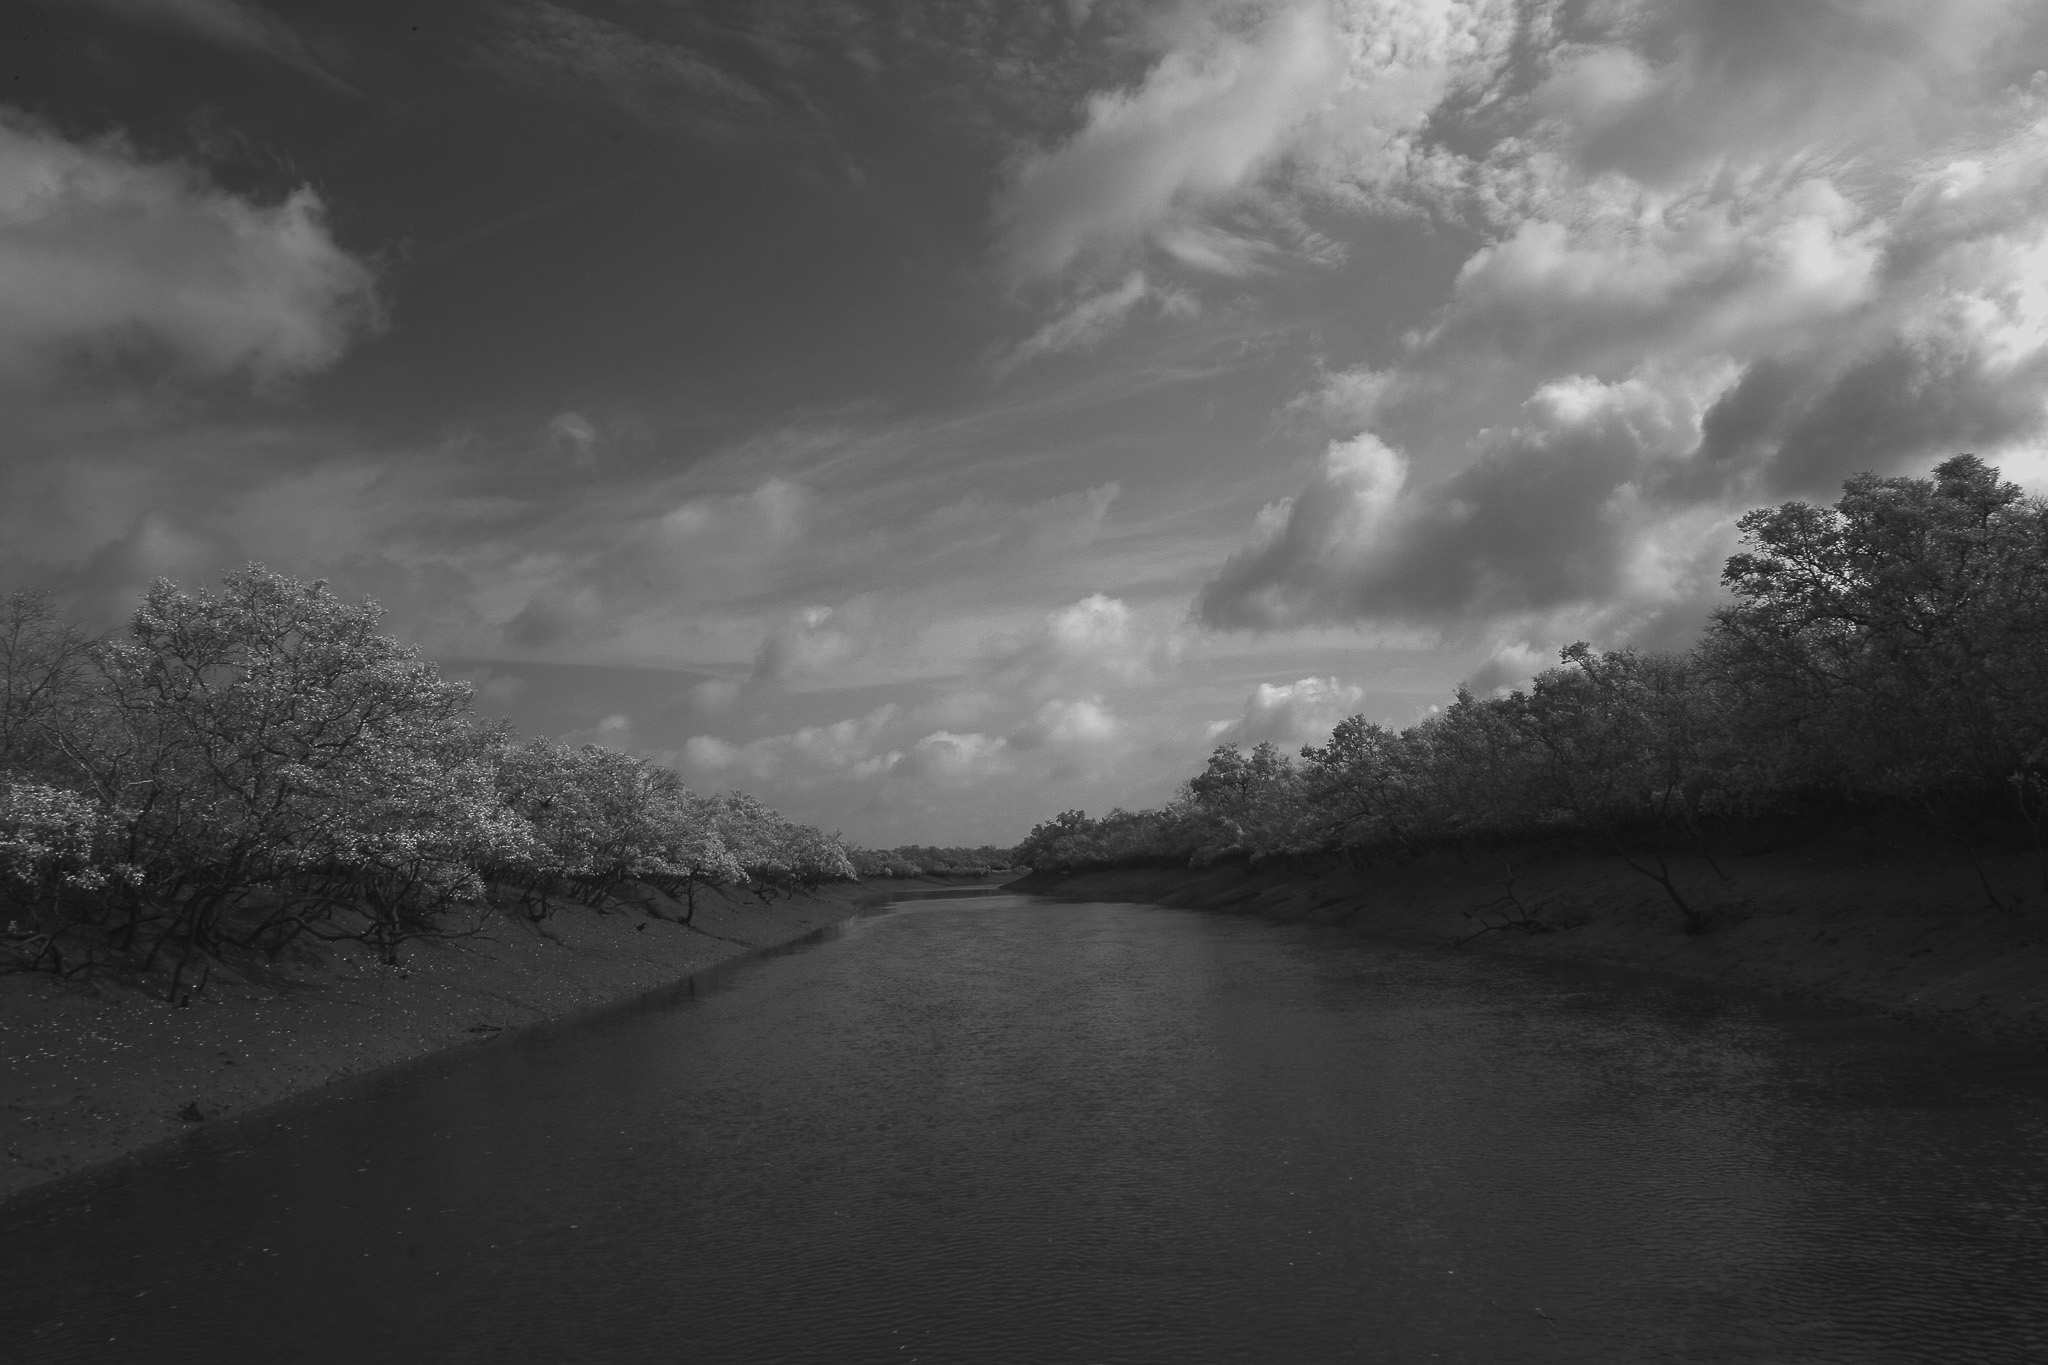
[1008,846,2048,1049]
[0,877,993,1204]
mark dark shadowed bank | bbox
[0,875,994,1204]
[1006,845,2048,1048]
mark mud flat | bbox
[0,878,993,1202]
[1010,845,2048,1047]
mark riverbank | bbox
[0,877,990,1202]
[1010,843,2048,1046]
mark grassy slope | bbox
[1010,842,2048,1046]
[0,876,994,1203]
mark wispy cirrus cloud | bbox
[79,0,353,89]
[480,0,768,137]
[991,271,1196,376]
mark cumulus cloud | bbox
[1010,695,1120,749]
[994,0,1518,281]
[559,712,638,750]
[1199,377,1720,630]
[1191,0,2048,651]
[0,112,380,383]
[671,592,1168,821]
[1212,675,1365,748]
[1422,178,1885,373]
[674,707,1016,794]
[987,591,1178,696]
[747,602,867,691]
[678,705,903,787]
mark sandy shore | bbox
[1012,843,2048,1048]
[0,878,985,1204]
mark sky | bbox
[4,0,2048,846]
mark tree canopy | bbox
[0,569,857,990]
[1017,457,2048,925]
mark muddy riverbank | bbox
[1008,844,2048,1047]
[0,878,994,1202]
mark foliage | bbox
[1017,457,2048,926]
[0,569,851,989]
[843,843,1020,878]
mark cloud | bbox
[1010,695,1120,749]
[1213,675,1364,748]
[499,477,813,650]
[1199,378,1717,631]
[991,272,1197,375]
[547,411,600,465]
[669,591,1174,822]
[994,3,1339,281]
[1421,178,1885,374]
[987,591,1179,697]
[747,602,866,691]
[481,1,767,137]
[1460,640,1553,697]
[559,712,638,750]
[1192,0,2048,648]
[0,112,380,384]
[993,0,1519,281]
[82,0,351,88]
[678,705,903,787]
[896,729,1013,784]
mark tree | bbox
[1508,645,1720,930]
[1184,742,1306,863]
[70,569,491,986]
[1713,454,2048,802]
[0,590,95,783]
[1299,718,1421,856]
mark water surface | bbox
[6,895,2047,1362]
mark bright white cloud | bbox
[1425,177,1885,372]
[1193,0,2048,654]
[1013,696,1120,748]
[1200,374,1717,629]
[994,0,1520,281]
[669,592,1175,831]
[1214,675,1365,748]
[0,112,379,382]
[677,705,903,787]
[988,591,1180,697]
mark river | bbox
[5,893,2047,1363]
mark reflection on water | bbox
[6,896,2047,1363]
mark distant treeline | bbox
[1018,457,2048,930]
[845,844,1021,879]
[0,570,868,993]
